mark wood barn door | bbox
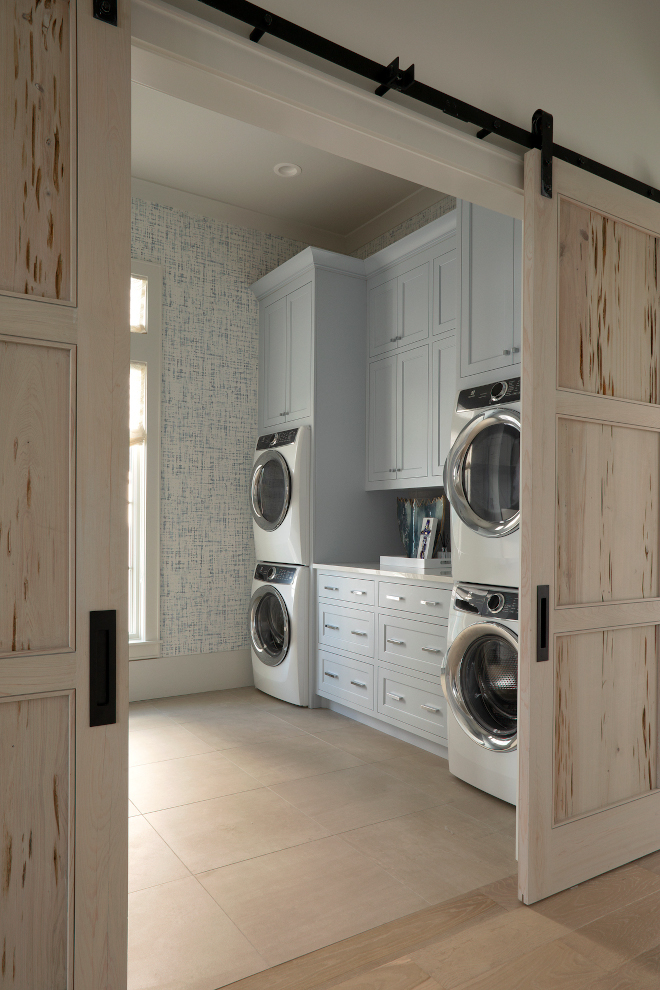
[0,2,130,986]
[519,148,660,903]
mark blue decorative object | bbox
[397,492,449,558]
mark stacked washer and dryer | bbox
[442,376,521,805]
[249,427,311,707]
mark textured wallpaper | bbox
[353,194,456,259]
[131,197,306,657]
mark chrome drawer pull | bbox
[351,630,368,637]
[325,671,339,679]
[386,638,405,646]
[386,595,403,601]
[325,624,339,630]
[350,680,367,688]
[324,586,339,591]
[420,704,440,713]
[387,692,405,702]
[420,600,440,606]
[351,590,367,595]
[422,647,441,654]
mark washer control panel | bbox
[457,377,521,411]
[256,428,299,450]
[254,563,297,585]
[454,584,518,620]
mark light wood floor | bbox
[128,687,516,989]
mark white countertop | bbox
[312,562,454,585]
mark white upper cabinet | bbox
[262,281,312,429]
[398,263,430,348]
[398,345,429,480]
[369,278,398,357]
[433,249,457,336]
[368,355,397,482]
[460,202,522,378]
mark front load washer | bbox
[441,582,518,805]
[251,426,310,565]
[249,562,309,706]
[444,377,520,587]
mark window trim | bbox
[130,259,162,660]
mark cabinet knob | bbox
[512,346,520,353]
[503,349,511,356]
[390,337,398,343]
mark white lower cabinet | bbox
[318,650,374,710]
[377,666,447,738]
[317,571,450,744]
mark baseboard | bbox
[322,699,448,760]
[129,648,253,702]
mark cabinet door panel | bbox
[368,356,397,482]
[287,282,312,422]
[433,252,457,335]
[461,203,516,377]
[369,277,398,357]
[432,336,457,478]
[263,296,287,428]
[398,263,429,347]
[398,345,429,480]
[513,218,522,359]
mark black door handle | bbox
[90,610,117,726]
[537,586,549,662]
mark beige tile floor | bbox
[128,687,516,990]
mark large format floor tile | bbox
[150,687,290,722]
[145,787,328,873]
[199,835,427,966]
[128,876,267,990]
[130,750,262,813]
[180,711,306,750]
[129,721,215,767]
[220,732,365,785]
[129,816,190,893]
[271,763,442,834]
[342,806,516,902]
[312,723,439,764]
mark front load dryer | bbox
[251,426,310,565]
[249,562,309,706]
[444,377,520,587]
[441,582,518,805]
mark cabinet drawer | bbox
[379,614,447,678]
[318,650,374,710]
[379,582,450,620]
[377,667,447,738]
[318,573,375,607]
[318,603,375,657]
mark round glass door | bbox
[442,622,518,751]
[250,451,291,532]
[250,587,290,666]
[444,409,520,537]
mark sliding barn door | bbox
[0,2,130,986]
[519,148,660,903]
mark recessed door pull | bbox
[420,704,440,713]
[325,623,339,630]
[350,680,367,688]
[386,595,403,601]
[387,692,404,702]
[537,585,549,662]
[387,638,405,645]
[325,671,339,678]
[351,630,368,636]
[422,647,441,654]
[420,600,439,606]
[89,610,117,727]
[324,586,339,591]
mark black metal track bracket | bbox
[375,58,415,98]
[250,12,272,43]
[532,109,553,198]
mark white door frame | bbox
[131,0,524,220]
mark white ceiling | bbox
[131,83,432,238]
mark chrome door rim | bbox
[444,408,520,538]
[441,621,518,752]
[249,586,290,666]
[250,450,291,532]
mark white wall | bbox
[166,0,660,193]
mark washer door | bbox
[250,586,290,666]
[250,450,291,532]
[444,408,520,537]
[442,622,517,751]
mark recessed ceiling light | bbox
[274,162,302,178]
